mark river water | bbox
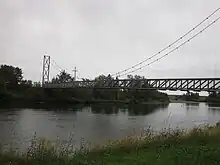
[0,103,220,151]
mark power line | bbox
[112,7,220,77]
[119,15,220,77]
[51,59,71,74]
[51,59,65,71]
[50,62,63,73]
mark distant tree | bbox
[0,65,23,88]
[92,74,117,100]
[21,80,32,85]
[127,75,133,79]
[82,78,91,81]
[52,70,72,83]
[20,80,32,89]
[94,75,108,82]
[182,91,199,101]
[134,75,144,80]
[33,82,41,87]
[127,75,144,80]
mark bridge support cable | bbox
[118,15,220,77]
[42,54,75,85]
[50,58,75,82]
[111,7,220,77]
[50,62,62,73]
[50,59,70,74]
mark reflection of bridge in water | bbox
[44,78,220,92]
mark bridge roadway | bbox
[43,78,220,92]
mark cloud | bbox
[0,0,220,82]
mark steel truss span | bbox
[43,78,220,92]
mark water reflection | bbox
[185,103,199,111]
[126,104,168,116]
[207,103,220,116]
[91,103,169,116]
[1,103,220,152]
[91,104,119,114]
[0,101,86,110]
[206,103,220,108]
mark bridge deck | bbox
[43,78,220,92]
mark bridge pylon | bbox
[42,55,51,85]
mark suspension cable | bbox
[119,15,220,77]
[111,7,220,77]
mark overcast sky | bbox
[0,0,220,82]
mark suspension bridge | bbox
[42,8,220,92]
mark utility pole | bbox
[73,67,78,81]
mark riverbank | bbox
[1,125,220,164]
[0,97,170,109]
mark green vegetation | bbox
[182,91,200,101]
[206,92,220,103]
[170,92,219,103]
[0,64,169,107]
[171,92,202,102]
[1,126,220,164]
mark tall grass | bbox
[1,125,220,165]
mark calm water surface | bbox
[1,103,220,151]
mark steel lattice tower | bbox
[42,55,51,85]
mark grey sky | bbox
[0,0,220,82]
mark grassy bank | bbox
[1,126,220,165]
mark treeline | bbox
[181,91,220,103]
[0,64,169,106]
[174,91,220,103]
[206,92,220,103]
[45,88,169,103]
[180,92,200,101]
[43,69,169,103]
[0,65,40,101]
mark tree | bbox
[92,74,118,100]
[20,80,32,89]
[127,75,133,79]
[52,70,72,83]
[94,74,110,81]
[127,75,144,80]
[0,65,23,88]
[94,74,114,87]
[33,82,41,87]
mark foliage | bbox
[1,126,220,164]
[0,65,23,89]
[206,91,220,103]
[127,74,145,80]
[0,64,169,104]
[91,74,168,102]
[0,65,34,102]
[33,82,41,87]
[52,70,72,83]
[181,91,199,101]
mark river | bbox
[0,103,220,151]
